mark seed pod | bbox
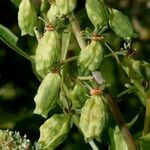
[47,3,60,23]
[55,0,77,16]
[39,114,71,149]
[109,9,133,41]
[18,0,37,36]
[85,0,109,28]
[35,30,61,78]
[70,83,87,109]
[109,126,128,150]
[79,40,104,71]
[34,72,60,118]
[79,95,107,142]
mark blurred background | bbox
[0,0,150,149]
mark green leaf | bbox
[60,27,71,61]
[0,24,33,61]
[10,0,21,8]
[140,133,150,150]
[0,24,18,49]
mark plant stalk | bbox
[69,13,99,150]
[143,96,150,135]
[69,13,137,150]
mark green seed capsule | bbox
[35,30,61,78]
[55,0,77,15]
[79,95,107,142]
[85,0,109,28]
[39,114,71,150]
[70,83,87,109]
[34,73,60,118]
[109,126,128,150]
[18,0,37,36]
[47,3,60,23]
[79,40,104,71]
[109,9,133,41]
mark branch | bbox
[69,13,137,150]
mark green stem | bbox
[116,86,136,99]
[143,96,150,136]
[10,46,34,62]
[89,140,99,150]
[69,13,137,150]
[63,56,78,64]
[77,76,93,81]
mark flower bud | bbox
[70,83,87,109]
[132,60,150,80]
[79,95,107,142]
[34,73,60,118]
[39,114,71,149]
[132,60,142,77]
[79,40,104,71]
[85,0,109,27]
[47,3,60,24]
[35,30,61,78]
[55,0,77,16]
[18,0,37,36]
[109,9,133,41]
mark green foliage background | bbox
[0,0,150,149]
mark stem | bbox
[143,96,150,136]
[13,48,34,62]
[63,56,78,64]
[116,86,136,99]
[69,13,137,150]
[89,141,99,150]
[77,76,93,81]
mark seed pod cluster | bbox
[18,0,37,36]
[55,0,77,16]
[109,9,133,41]
[79,40,104,71]
[79,95,107,142]
[35,30,61,78]
[34,72,60,118]
[39,114,71,149]
[85,0,109,28]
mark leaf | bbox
[0,24,33,61]
[10,0,21,8]
[140,133,150,150]
[0,24,18,49]
[60,27,71,61]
